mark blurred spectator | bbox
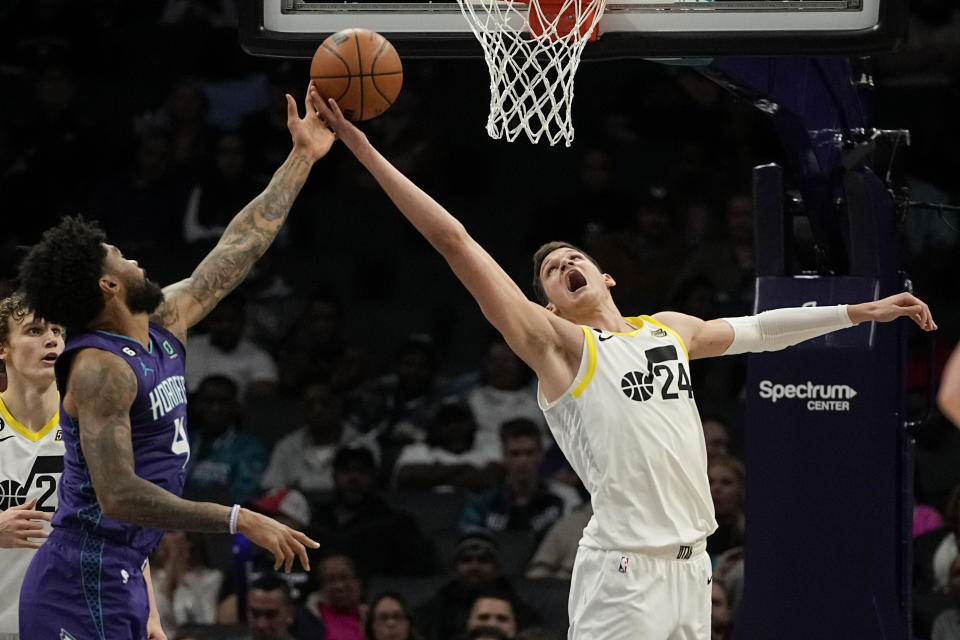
[463,628,509,640]
[239,249,305,351]
[714,547,744,620]
[525,503,593,579]
[514,628,556,640]
[186,294,279,399]
[466,335,548,458]
[674,192,755,315]
[276,286,370,394]
[159,0,238,28]
[939,341,960,426]
[460,419,580,543]
[221,489,314,621]
[916,484,960,595]
[348,333,450,475]
[711,578,733,640]
[365,593,425,640]
[87,126,191,252]
[915,502,947,538]
[707,456,746,559]
[312,447,437,577]
[261,380,379,495]
[247,574,297,640]
[185,375,268,505]
[181,130,265,247]
[465,592,518,639]
[149,75,217,176]
[394,401,502,491]
[932,554,960,640]
[151,530,226,636]
[415,530,540,640]
[295,553,366,640]
[701,414,732,460]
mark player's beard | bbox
[126,276,165,315]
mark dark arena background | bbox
[0,1,958,639]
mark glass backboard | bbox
[239,0,907,59]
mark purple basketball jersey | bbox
[52,323,189,556]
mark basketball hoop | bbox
[457,0,607,146]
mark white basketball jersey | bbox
[0,395,64,637]
[538,316,717,553]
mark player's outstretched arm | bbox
[655,292,936,360]
[312,91,582,376]
[67,348,319,572]
[0,497,51,549]
[151,88,335,341]
[938,342,960,427]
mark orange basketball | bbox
[310,28,403,121]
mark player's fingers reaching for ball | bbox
[284,93,299,124]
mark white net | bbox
[457,0,607,146]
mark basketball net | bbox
[457,0,606,146]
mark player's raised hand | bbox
[285,84,336,162]
[848,292,937,331]
[236,508,320,573]
[0,498,52,549]
[309,85,368,152]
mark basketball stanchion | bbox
[456,0,607,146]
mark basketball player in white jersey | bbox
[311,91,937,639]
[0,292,65,640]
[0,293,167,640]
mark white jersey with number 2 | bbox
[538,315,717,553]
[0,395,64,639]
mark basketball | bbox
[310,28,403,121]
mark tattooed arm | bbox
[68,348,319,570]
[151,90,335,341]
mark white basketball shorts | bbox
[567,541,712,640]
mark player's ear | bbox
[98,274,120,297]
[545,302,559,315]
[603,273,617,289]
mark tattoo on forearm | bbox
[74,355,229,532]
[186,153,313,319]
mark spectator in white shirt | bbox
[394,401,502,491]
[186,294,278,399]
[261,380,378,495]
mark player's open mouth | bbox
[42,353,58,363]
[567,271,587,292]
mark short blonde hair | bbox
[0,292,31,376]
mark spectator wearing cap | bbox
[393,401,503,491]
[415,531,540,640]
[312,447,437,577]
[219,488,314,622]
[295,553,366,640]
[261,380,379,495]
[459,419,580,544]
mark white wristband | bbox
[722,304,854,355]
[229,504,241,535]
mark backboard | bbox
[239,0,908,59]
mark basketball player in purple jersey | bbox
[15,88,334,640]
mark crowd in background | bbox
[1,1,959,639]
